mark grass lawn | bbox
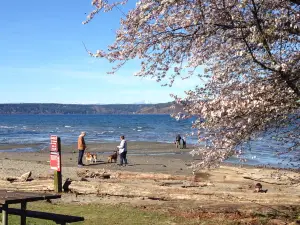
[1,201,299,225]
[0,201,198,225]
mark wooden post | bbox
[2,204,8,225]
[20,202,27,225]
[50,136,62,193]
[54,170,62,193]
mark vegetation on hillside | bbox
[0,103,180,115]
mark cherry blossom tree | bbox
[84,0,300,168]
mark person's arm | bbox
[78,137,84,150]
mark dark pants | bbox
[119,151,127,165]
[182,140,186,149]
[78,150,85,165]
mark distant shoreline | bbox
[0,102,183,115]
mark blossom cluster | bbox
[84,0,300,169]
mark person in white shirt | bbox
[117,135,127,166]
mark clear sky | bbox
[0,0,201,104]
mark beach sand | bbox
[0,142,299,223]
[0,142,193,178]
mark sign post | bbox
[50,135,62,193]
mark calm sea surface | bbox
[0,114,298,168]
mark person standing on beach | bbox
[77,132,87,167]
[117,135,127,166]
[175,134,181,149]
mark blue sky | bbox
[0,0,201,104]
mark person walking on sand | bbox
[77,131,87,167]
[117,135,127,166]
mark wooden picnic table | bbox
[0,190,61,225]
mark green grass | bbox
[2,202,299,225]
[0,202,198,225]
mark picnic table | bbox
[0,190,84,225]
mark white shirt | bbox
[117,139,127,154]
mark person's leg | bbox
[124,151,128,165]
[78,150,84,165]
[78,150,81,165]
[81,150,85,165]
[119,152,124,165]
[176,141,179,148]
[82,150,85,165]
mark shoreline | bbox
[0,142,298,172]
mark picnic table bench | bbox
[0,190,84,225]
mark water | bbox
[0,114,197,148]
[0,114,298,168]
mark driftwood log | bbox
[77,170,110,179]
[5,171,33,183]
[77,169,195,181]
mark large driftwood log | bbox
[2,171,33,183]
[77,169,194,181]
[77,170,110,179]
[19,171,32,182]
[0,179,53,191]
[67,180,201,200]
[111,171,194,181]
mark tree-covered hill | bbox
[0,103,181,115]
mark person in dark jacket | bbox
[175,134,181,149]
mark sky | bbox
[0,0,201,104]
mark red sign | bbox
[50,152,61,172]
[50,135,58,152]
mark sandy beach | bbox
[0,142,194,178]
[0,142,299,224]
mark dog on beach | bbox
[253,183,268,193]
[107,151,118,163]
[85,152,97,164]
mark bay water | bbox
[0,114,298,168]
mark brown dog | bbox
[107,151,118,163]
[85,152,97,164]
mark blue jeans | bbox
[119,151,127,165]
[78,150,85,165]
